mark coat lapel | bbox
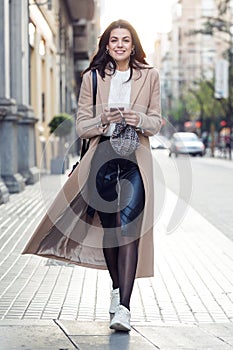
[130,68,149,107]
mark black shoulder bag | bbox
[68,70,97,176]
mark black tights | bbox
[103,234,139,311]
[90,139,144,311]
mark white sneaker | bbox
[109,305,131,332]
[109,288,120,314]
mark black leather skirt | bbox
[87,136,145,237]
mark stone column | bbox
[17,105,39,184]
[10,0,39,184]
[0,100,25,193]
[0,0,10,202]
[0,110,10,204]
[0,0,24,196]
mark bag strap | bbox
[92,69,97,116]
[69,70,97,175]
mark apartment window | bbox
[202,50,215,64]
[39,39,46,56]
[202,34,212,42]
[178,28,182,42]
[29,21,36,47]
[74,24,87,37]
[47,0,52,10]
[176,3,182,17]
[41,92,45,123]
[202,0,214,17]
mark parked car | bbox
[169,132,205,157]
[150,135,170,149]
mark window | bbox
[201,0,214,17]
[29,22,36,47]
[39,39,46,56]
[47,0,52,10]
[41,92,45,123]
[74,24,87,37]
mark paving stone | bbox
[134,324,233,349]
[198,323,233,346]
[70,334,156,350]
[0,320,74,350]
[57,320,156,349]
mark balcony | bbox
[65,0,94,21]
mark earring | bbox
[105,48,109,55]
[131,48,135,56]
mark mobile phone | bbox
[110,107,124,112]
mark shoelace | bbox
[117,307,129,320]
[111,291,118,296]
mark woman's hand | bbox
[101,108,124,124]
[123,109,141,127]
[101,108,141,127]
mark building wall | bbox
[0,0,99,202]
[29,0,100,170]
[29,1,59,170]
[0,0,38,196]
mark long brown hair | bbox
[83,19,150,79]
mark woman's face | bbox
[106,28,134,67]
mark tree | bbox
[48,113,73,137]
[184,80,226,155]
[188,0,233,158]
[186,80,225,119]
[166,97,190,133]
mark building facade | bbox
[0,0,100,204]
[161,0,220,111]
[0,0,36,203]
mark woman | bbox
[22,19,161,332]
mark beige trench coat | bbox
[22,67,161,278]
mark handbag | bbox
[110,111,140,156]
[68,70,97,176]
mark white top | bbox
[105,69,131,136]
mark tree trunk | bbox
[210,121,215,157]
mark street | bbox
[152,149,233,241]
[0,153,233,349]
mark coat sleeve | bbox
[76,71,104,139]
[138,68,162,137]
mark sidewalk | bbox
[0,158,233,349]
[1,319,233,349]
